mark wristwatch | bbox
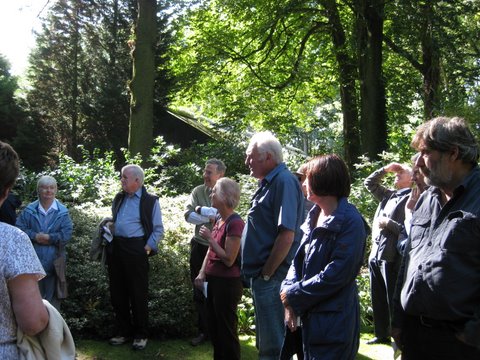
[262,274,271,281]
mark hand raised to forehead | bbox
[384,162,407,173]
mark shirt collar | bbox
[396,187,411,196]
[133,187,143,198]
[39,199,58,214]
[125,187,143,198]
[263,162,287,184]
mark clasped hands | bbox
[280,291,298,332]
[35,232,50,245]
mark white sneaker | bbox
[109,336,127,345]
[132,338,148,350]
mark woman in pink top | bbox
[195,177,244,360]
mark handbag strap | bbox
[57,242,64,257]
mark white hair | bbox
[37,175,57,191]
[248,131,283,164]
[122,164,145,185]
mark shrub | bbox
[357,270,373,329]
[237,289,256,335]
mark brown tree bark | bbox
[128,0,156,159]
[322,0,361,168]
[356,0,387,160]
[421,0,440,120]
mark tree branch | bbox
[384,36,424,73]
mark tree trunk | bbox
[421,0,440,120]
[356,0,387,160]
[323,0,361,169]
[70,4,80,161]
[128,0,156,159]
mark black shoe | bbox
[366,337,391,345]
[190,333,207,346]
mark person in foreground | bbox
[185,158,226,346]
[241,131,304,360]
[107,164,164,350]
[194,177,245,360]
[392,116,480,360]
[0,141,49,359]
[280,154,367,360]
[16,175,73,310]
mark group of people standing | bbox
[183,116,480,360]
[184,132,368,360]
[2,115,480,360]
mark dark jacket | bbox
[0,192,21,225]
[281,198,367,360]
[364,168,410,263]
[394,166,480,348]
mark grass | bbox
[75,333,393,359]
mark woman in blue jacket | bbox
[280,154,367,360]
[16,175,73,309]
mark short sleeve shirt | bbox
[241,163,305,279]
[205,214,244,277]
[0,223,45,359]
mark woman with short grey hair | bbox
[16,175,73,309]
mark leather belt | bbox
[114,236,144,241]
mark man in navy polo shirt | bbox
[241,131,304,360]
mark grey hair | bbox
[206,158,226,175]
[248,131,283,164]
[214,177,241,209]
[37,175,57,191]
[411,117,479,165]
[122,164,145,185]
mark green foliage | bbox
[141,136,248,196]
[0,55,23,142]
[61,205,114,338]
[53,146,119,205]
[237,289,256,335]
[356,271,373,329]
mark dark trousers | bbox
[368,255,399,339]
[280,326,304,360]
[402,315,480,360]
[190,239,209,335]
[107,237,149,339]
[206,275,243,360]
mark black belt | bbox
[114,236,145,241]
[417,315,465,331]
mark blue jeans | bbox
[251,277,284,360]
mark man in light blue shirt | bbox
[241,132,304,360]
[107,164,164,351]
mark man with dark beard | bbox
[392,117,480,360]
